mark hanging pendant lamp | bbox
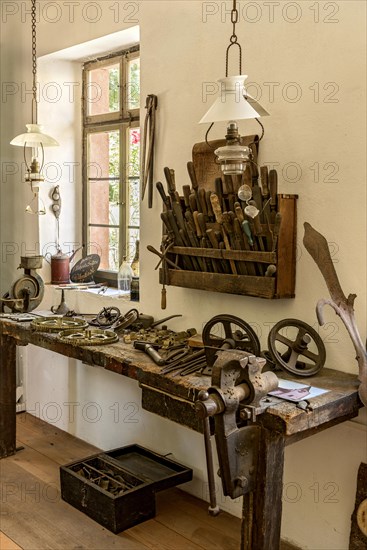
[199,0,269,175]
[10,0,58,211]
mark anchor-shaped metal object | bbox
[303,222,367,406]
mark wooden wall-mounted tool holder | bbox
[156,136,298,300]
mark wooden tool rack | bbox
[160,193,297,299]
[159,136,298,299]
[0,318,363,550]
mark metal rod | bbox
[203,416,220,516]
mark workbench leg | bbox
[0,335,17,458]
[246,429,285,550]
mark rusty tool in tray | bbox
[269,169,278,223]
[210,193,237,275]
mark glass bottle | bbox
[131,240,140,277]
[118,257,133,291]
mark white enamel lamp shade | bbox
[10,124,59,148]
[199,75,269,124]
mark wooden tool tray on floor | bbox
[160,193,298,299]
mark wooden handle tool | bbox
[189,193,199,214]
[182,185,191,211]
[269,169,278,222]
[272,212,282,253]
[186,227,206,271]
[156,181,171,210]
[207,229,230,274]
[197,212,208,239]
[242,220,254,247]
[187,161,199,193]
[162,211,193,270]
[205,190,214,221]
[201,236,215,272]
[234,203,245,223]
[198,187,208,218]
[180,229,201,271]
[265,264,277,277]
[215,177,226,212]
[260,166,270,199]
[193,211,202,238]
[234,219,256,276]
[164,166,176,201]
[210,194,237,275]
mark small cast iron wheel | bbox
[95,307,121,327]
[268,318,326,377]
[11,276,39,301]
[202,314,261,367]
[112,308,139,330]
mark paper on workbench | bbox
[268,379,329,403]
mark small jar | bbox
[130,277,140,302]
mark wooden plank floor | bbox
[0,413,295,550]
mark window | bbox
[82,48,140,284]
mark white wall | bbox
[1,2,366,548]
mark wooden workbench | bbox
[0,318,363,549]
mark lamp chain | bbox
[225,0,242,77]
[31,0,38,124]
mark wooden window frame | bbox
[82,46,140,286]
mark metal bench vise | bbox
[195,350,278,512]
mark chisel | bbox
[233,218,256,276]
[210,193,237,275]
[272,212,282,253]
[184,210,197,234]
[187,161,199,195]
[182,185,192,213]
[228,214,248,275]
[244,214,264,275]
[198,187,208,219]
[206,229,229,273]
[185,223,206,272]
[260,166,270,200]
[164,166,177,204]
[198,213,219,272]
[206,190,214,221]
[248,200,266,252]
[215,177,226,212]
[189,192,199,214]
[193,211,202,239]
[156,181,171,210]
[224,175,235,213]
[180,229,201,271]
[201,236,215,272]
[269,169,278,223]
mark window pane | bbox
[88,130,119,179]
[87,62,120,116]
[88,180,120,225]
[125,127,140,264]
[128,127,140,230]
[127,228,140,263]
[89,226,119,271]
[127,58,140,110]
